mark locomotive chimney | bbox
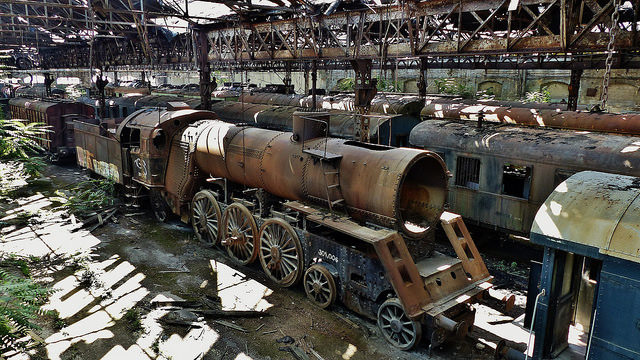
[292,111,330,143]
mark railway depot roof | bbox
[531,171,640,263]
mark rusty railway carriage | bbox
[409,120,640,236]
[9,97,95,160]
[74,106,494,350]
[209,100,420,147]
[239,92,426,116]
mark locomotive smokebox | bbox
[292,111,329,142]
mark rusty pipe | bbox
[495,340,526,360]
[421,101,640,135]
[189,115,448,238]
[434,314,468,338]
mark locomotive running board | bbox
[284,201,430,318]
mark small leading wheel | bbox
[150,189,172,223]
[304,264,337,309]
[258,218,303,287]
[377,298,422,350]
[221,203,259,265]
[191,190,221,245]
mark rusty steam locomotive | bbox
[73,103,493,350]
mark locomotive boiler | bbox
[74,105,493,351]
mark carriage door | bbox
[548,252,580,357]
[548,252,601,358]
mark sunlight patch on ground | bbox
[474,303,532,355]
[101,308,220,360]
[210,259,273,312]
[43,258,149,360]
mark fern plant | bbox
[64,179,117,217]
[0,266,54,354]
[0,119,51,160]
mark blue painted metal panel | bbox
[591,257,640,360]
[529,233,603,260]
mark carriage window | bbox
[502,164,532,199]
[554,169,574,187]
[455,157,480,190]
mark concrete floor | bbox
[0,163,530,360]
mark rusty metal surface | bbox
[409,119,640,234]
[206,0,639,64]
[422,100,640,135]
[115,109,215,188]
[209,100,418,146]
[9,97,95,156]
[190,117,448,237]
[531,171,640,263]
[74,120,124,184]
[410,119,640,176]
[239,92,425,116]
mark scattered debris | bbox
[193,309,268,319]
[309,348,325,360]
[161,309,201,327]
[476,342,486,350]
[213,320,247,332]
[150,292,194,308]
[276,335,295,344]
[262,329,278,335]
[279,345,310,360]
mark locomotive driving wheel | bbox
[377,298,422,350]
[258,218,303,287]
[191,190,221,245]
[221,203,259,265]
[303,264,336,309]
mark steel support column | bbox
[567,68,583,111]
[418,58,428,98]
[197,30,212,111]
[44,72,53,97]
[311,60,317,111]
[351,59,377,142]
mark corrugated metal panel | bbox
[531,171,640,263]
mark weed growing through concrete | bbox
[123,308,144,334]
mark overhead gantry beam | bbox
[205,0,639,66]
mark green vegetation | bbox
[335,77,401,92]
[0,119,50,178]
[0,119,50,160]
[336,78,355,91]
[434,78,473,98]
[63,179,116,217]
[0,258,54,353]
[376,77,401,92]
[524,88,551,103]
[123,308,144,334]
